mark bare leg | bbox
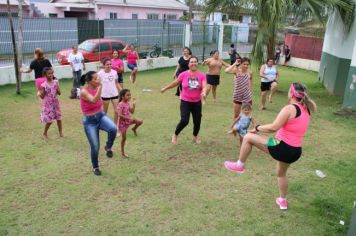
[57,120,63,137]
[205,84,212,97]
[276,161,290,198]
[233,102,241,119]
[239,136,243,145]
[43,123,52,141]
[131,68,138,84]
[171,134,177,145]
[238,133,269,163]
[260,91,267,110]
[131,118,143,136]
[212,85,217,102]
[121,131,128,158]
[102,100,110,114]
[111,99,119,125]
[119,83,124,89]
[269,82,278,103]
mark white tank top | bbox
[261,65,277,83]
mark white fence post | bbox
[218,23,224,54]
[184,24,191,47]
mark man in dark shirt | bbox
[228,44,240,65]
[20,48,52,79]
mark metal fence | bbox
[0,17,253,67]
[223,24,255,55]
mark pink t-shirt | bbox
[98,69,119,98]
[35,77,47,90]
[276,103,310,147]
[177,70,206,102]
[80,87,102,115]
[111,58,124,74]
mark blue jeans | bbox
[82,111,117,168]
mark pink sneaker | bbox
[224,161,245,173]
[275,197,288,210]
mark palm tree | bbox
[204,0,355,66]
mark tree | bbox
[6,0,21,94]
[204,0,355,66]
[17,0,24,94]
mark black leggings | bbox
[175,100,202,136]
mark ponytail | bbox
[80,71,96,86]
[292,82,317,113]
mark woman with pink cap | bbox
[224,82,316,210]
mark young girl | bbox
[117,89,143,158]
[229,103,255,144]
[111,49,124,88]
[39,67,63,140]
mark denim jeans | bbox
[82,111,117,168]
[72,70,82,89]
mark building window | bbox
[132,14,138,19]
[147,13,159,20]
[166,14,177,20]
[49,13,58,18]
[109,12,117,19]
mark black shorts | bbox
[267,138,302,164]
[117,73,123,83]
[101,96,119,101]
[207,74,220,86]
[260,81,275,91]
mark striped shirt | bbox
[233,73,252,103]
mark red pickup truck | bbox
[56,38,126,65]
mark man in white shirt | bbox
[68,45,85,98]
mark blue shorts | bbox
[127,63,137,70]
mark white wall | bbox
[277,55,320,72]
[0,57,179,86]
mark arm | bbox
[82,58,86,71]
[250,117,256,129]
[20,67,32,73]
[202,58,210,65]
[221,60,230,67]
[201,79,208,99]
[259,65,270,80]
[249,71,253,90]
[80,85,102,103]
[39,87,45,99]
[225,62,238,74]
[231,116,240,128]
[129,98,136,114]
[173,65,180,78]
[251,105,294,133]
[161,79,181,93]
[275,67,279,82]
[115,79,122,92]
[122,44,130,53]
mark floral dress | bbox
[117,102,134,133]
[40,80,62,123]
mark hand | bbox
[172,75,176,79]
[83,66,86,71]
[132,97,136,105]
[201,91,207,99]
[160,87,166,93]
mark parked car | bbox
[56,38,126,65]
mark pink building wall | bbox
[96,5,184,20]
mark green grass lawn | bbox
[0,65,355,235]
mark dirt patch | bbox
[333,109,356,119]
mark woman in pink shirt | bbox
[161,56,208,144]
[123,44,139,84]
[224,82,316,210]
[111,49,125,88]
[80,71,117,176]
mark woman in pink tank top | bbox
[80,71,117,176]
[224,82,317,210]
[123,44,139,84]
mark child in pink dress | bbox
[39,67,63,140]
[117,89,143,158]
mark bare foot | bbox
[121,153,129,158]
[202,99,207,106]
[259,105,266,110]
[116,132,121,137]
[227,130,237,136]
[268,95,272,103]
[132,128,137,136]
[59,132,64,137]
[171,134,177,145]
[213,99,217,103]
[43,134,50,141]
[193,136,201,144]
